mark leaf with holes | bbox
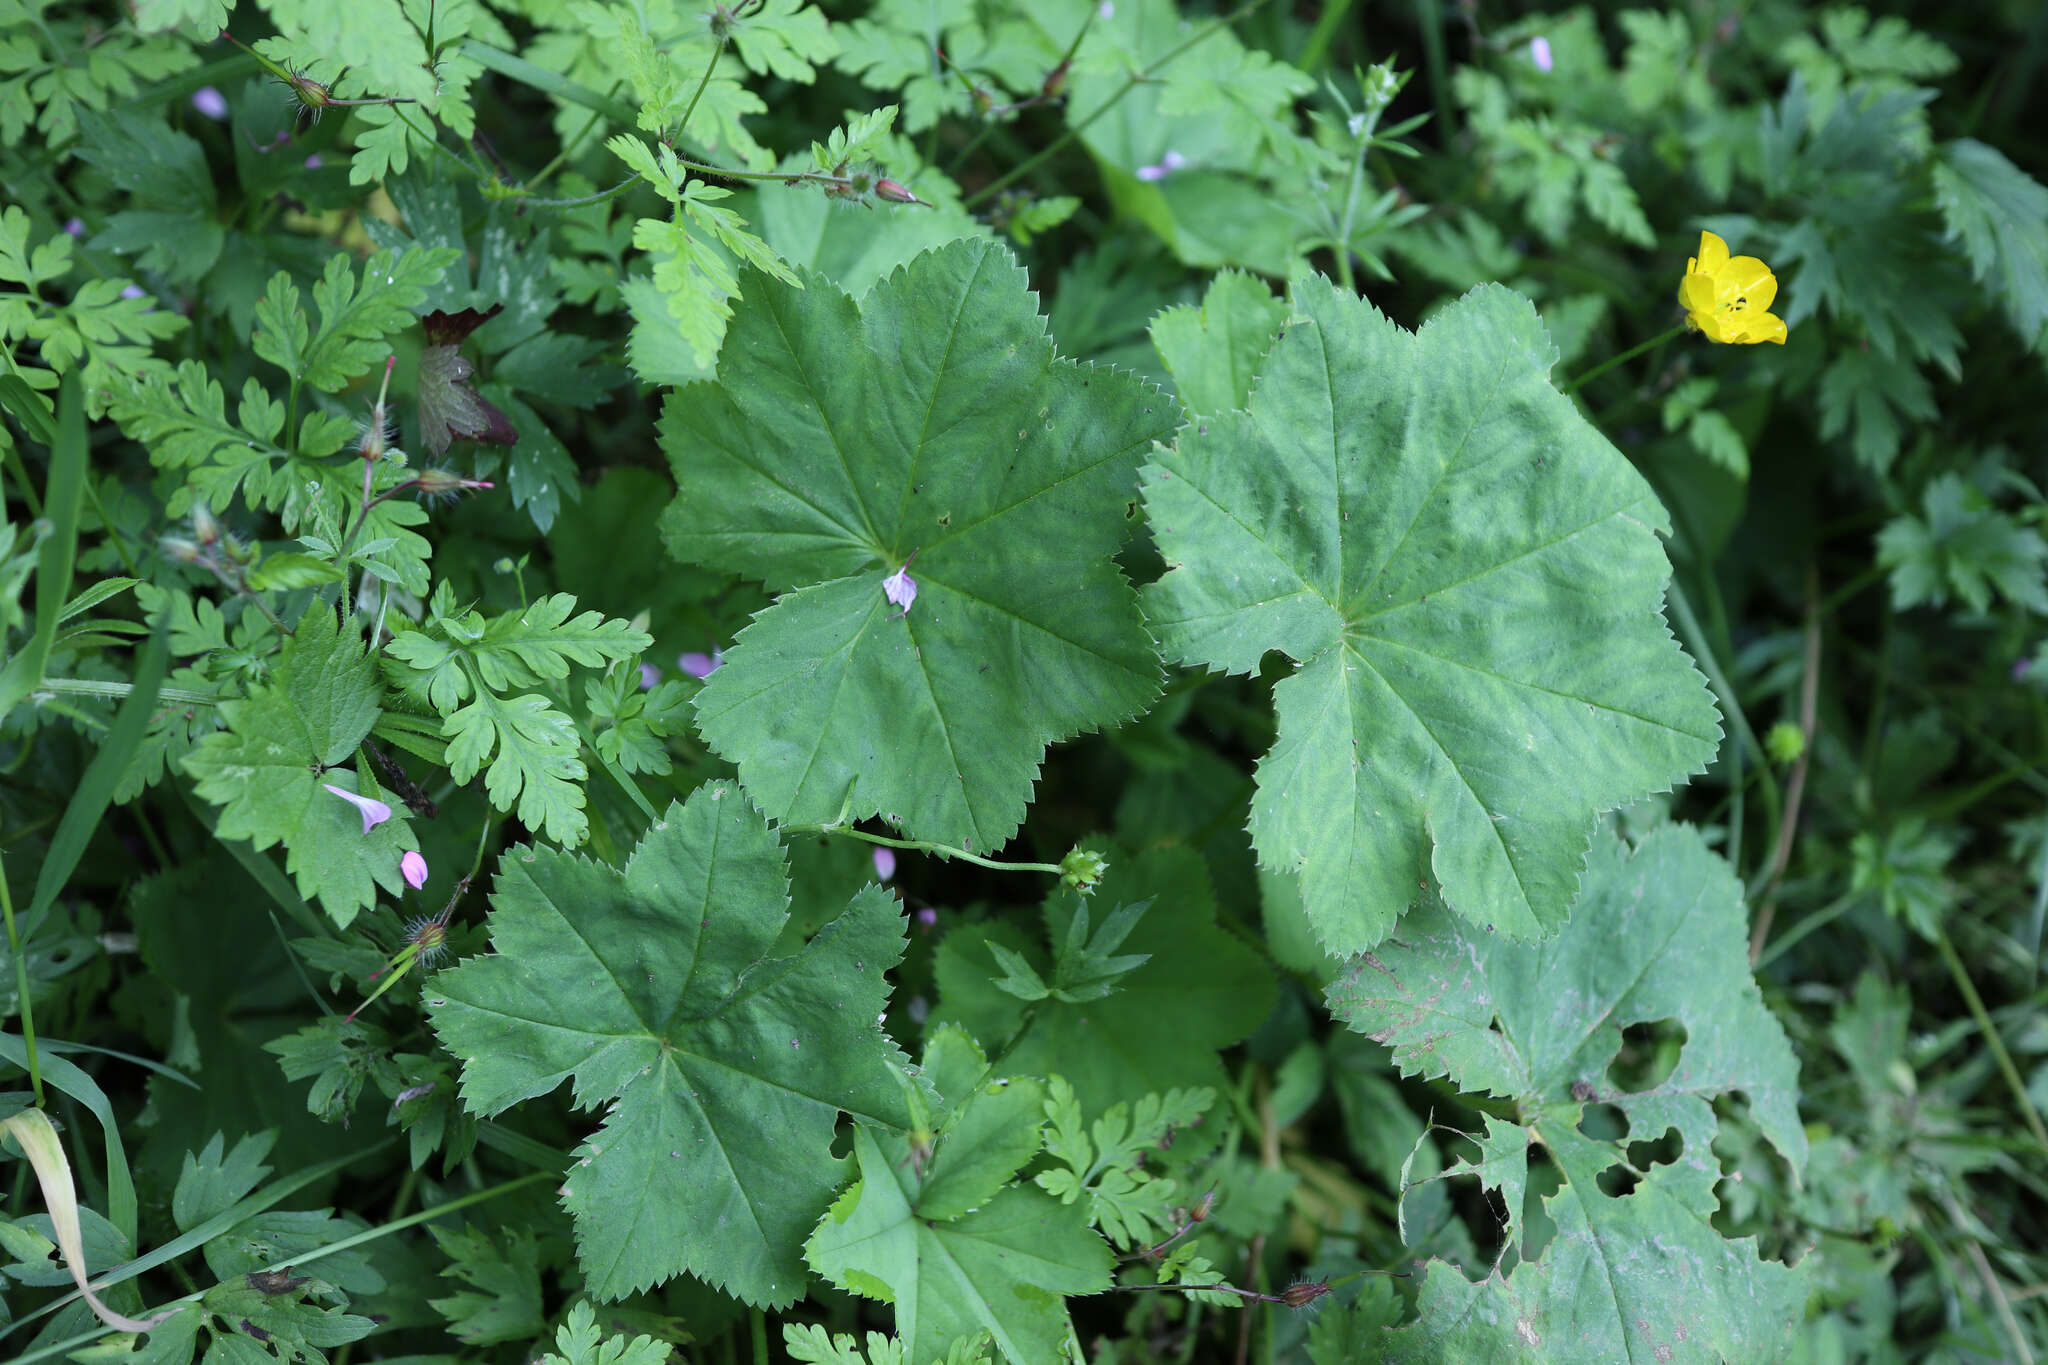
[660,238,1177,853]
[1142,276,1720,954]
[1329,824,1809,1361]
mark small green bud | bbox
[1059,848,1108,892]
[1764,721,1805,766]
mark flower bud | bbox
[1279,1281,1331,1310]
[190,504,221,546]
[1059,848,1108,891]
[414,468,494,500]
[876,179,927,206]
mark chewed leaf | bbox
[1331,825,1809,1362]
[1142,276,1720,953]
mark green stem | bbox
[0,849,44,1105]
[1665,577,1783,858]
[749,1308,769,1365]
[1298,0,1358,72]
[963,0,1278,210]
[514,176,642,210]
[1330,129,1371,293]
[1563,324,1687,396]
[1933,926,2048,1155]
[783,823,1063,875]
[524,83,625,191]
[675,35,726,144]
[30,678,221,707]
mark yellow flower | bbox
[1677,230,1787,345]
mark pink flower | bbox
[638,662,662,690]
[304,154,323,170]
[192,86,229,119]
[400,850,429,890]
[1530,37,1554,72]
[323,782,393,834]
[872,847,896,881]
[883,565,918,613]
[679,648,724,679]
[916,906,938,931]
[1136,149,1187,183]
[63,218,85,237]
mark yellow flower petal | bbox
[1742,312,1788,345]
[1678,273,1720,317]
[1692,230,1729,276]
[1722,256,1777,311]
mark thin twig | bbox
[963,0,1277,210]
[1751,562,1821,964]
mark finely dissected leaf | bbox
[932,847,1272,1112]
[383,588,651,845]
[429,1223,546,1346]
[806,1114,1113,1365]
[1876,472,2048,615]
[252,248,460,394]
[427,783,917,1306]
[537,1301,671,1365]
[181,605,416,926]
[662,238,1177,852]
[1932,137,2048,352]
[1142,277,1719,953]
[1330,825,1809,1361]
[1148,269,1288,417]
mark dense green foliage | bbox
[4,0,2047,1361]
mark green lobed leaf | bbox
[1141,276,1720,953]
[427,783,918,1306]
[932,847,1272,1113]
[252,248,460,394]
[181,604,417,926]
[661,238,1177,853]
[1932,137,2048,353]
[428,1223,546,1346]
[806,1112,1112,1365]
[1329,824,1809,1361]
[537,1302,672,1365]
[1148,269,1289,417]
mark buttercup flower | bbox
[1678,230,1787,345]
[323,782,393,834]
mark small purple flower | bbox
[2014,656,2033,683]
[400,850,429,890]
[1136,149,1187,183]
[63,217,85,238]
[323,782,393,834]
[192,86,229,120]
[638,662,662,690]
[304,154,323,170]
[872,847,896,882]
[1530,36,1554,72]
[120,284,147,300]
[883,565,918,613]
[916,906,938,931]
[679,648,724,679]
